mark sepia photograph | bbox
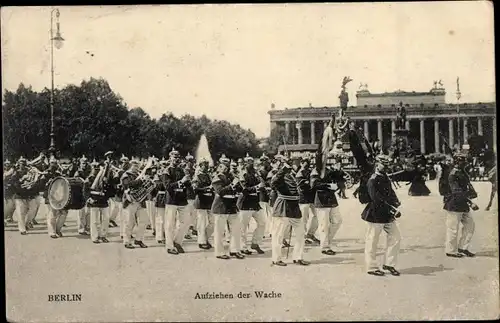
[2,2,498,322]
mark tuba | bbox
[125,158,157,203]
[20,166,47,190]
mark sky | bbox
[1,2,495,138]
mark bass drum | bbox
[48,177,86,210]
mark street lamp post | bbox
[49,8,65,158]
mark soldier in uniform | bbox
[296,157,318,245]
[443,151,479,258]
[145,159,157,233]
[192,157,215,249]
[4,159,16,224]
[238,154,266,255]
[361,155,402,276]
[270,157,309,266]
[237,158,245,174]
[121,159,149,249]
[153,159,169,243]
[112,155,130,239]
[74,155,92,235]
[42,156,68,238]
[184,153,198,238]
[9,157,40,235]
[211,154,245,260]
[164,149,192,255]
[87,155,114,244]
[311,165,344,255]
[257,153,272,238]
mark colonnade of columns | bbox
[280,115,496,154]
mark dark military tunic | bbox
[258,168,270,203]
[296,167,314,204]
[236,169,262,211]
[361,172,400,223]
[443,167,476,213]
[164,165,190,206]
[211,172,241,215]
[311,168,340,208]
[192,169,214,210]
[267,169,279,207]
[271,167,301,219]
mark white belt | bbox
[90,191,105,196]
[277,194,299,201]
[248,193,258,196]
[202,193,213,196]
[157,191,165,194]
[222,195,237,198]
[174,189,184,192]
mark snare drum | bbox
[48,177,86,210]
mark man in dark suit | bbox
[361,155,402,276]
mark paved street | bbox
[5,180,499,322]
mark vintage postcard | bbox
[2,2,498,322]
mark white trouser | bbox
[197,209,214,244]
[365,221,401,271]
[155,207,166,241]
[187,200,196,228]
[77,206,90,233]
[316,207,343,250]
[47,206,68,236]
[109,199,122,221]
[164,205,191,249]
[271,217,305,262]
[4,198,15,220]
[239,209,266,250]
[445,211,475,253]
[14,199,38,232]
[26,196,41,224]
[123,202,148,244]
[90,207,110,241]
[299,204,315,234]
[259,202,272,236]
[214,213,241,256]
[306,205,318,236]
[146,200,155,229]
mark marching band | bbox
[3,143,493,275]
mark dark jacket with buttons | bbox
[296,167,314,204]
[164,165,190,206]
[311,168,341,208]
[271,167,301,219]
[211,172,241,214]
[192,170,214,210]
[236,169,262,211]
[443,167,476,213]
[361,172,400,223]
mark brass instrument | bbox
[125,158,157,203]
[20,166,48,190]
[90,160,111,192]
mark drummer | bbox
[43,156,68,238]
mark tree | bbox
[2,78,263,161]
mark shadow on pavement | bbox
[475,249,498,258]
[399,265,453,276]
[308,256,356,265]
[400,245,444,254]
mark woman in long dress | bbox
[408,164,431,196]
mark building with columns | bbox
[268,87,496,155]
